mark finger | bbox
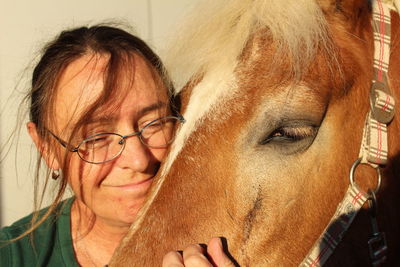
[207,237,235,267]
[162,251,184,267]
[182,244,213,267]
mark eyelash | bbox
[260,126,318,145]
[138,117,161,129]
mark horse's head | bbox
[111,0,400,265]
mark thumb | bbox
[207,237,235,267]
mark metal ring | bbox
[349,158,382,195]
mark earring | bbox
[52,169,61,180]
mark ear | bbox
[318,0,371,18]
[334,0,371,18]
[318,0,372,38]
[27,122,61,170]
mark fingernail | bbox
[217,237,223,249]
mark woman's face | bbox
[53,54,169,227]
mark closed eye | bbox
[81,134,114,150]
[260,125,318,145]
[139,119,162,131]
[85,137,108,145]
[138,115,169,131]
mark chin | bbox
[119,197,146,223]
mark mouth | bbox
[102,176,155,191]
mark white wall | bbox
[0,0,200,227]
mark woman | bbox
[0,25,233,267]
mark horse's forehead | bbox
[238,36,334,103]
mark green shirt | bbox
[0,198,79,267]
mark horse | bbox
[110,0,400,265]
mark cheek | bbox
[66,155,111,197]
[150,147,168,163]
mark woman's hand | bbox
[162,237,235,267]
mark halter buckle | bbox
[370,82,395,124]
[368,232,388,266]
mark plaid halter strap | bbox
[300,1,396,266]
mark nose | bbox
[115,134,152,172]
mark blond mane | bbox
[164,0,329,91]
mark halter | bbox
[300,0,396,266]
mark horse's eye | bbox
[260,125,318,145]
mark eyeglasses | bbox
[48,115,185,164]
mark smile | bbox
[102,176,154,191]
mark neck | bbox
[70,199,129,266]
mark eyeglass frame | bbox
[47,114,185,164]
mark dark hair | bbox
[18,24,176,241]
[31,25,174,131]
